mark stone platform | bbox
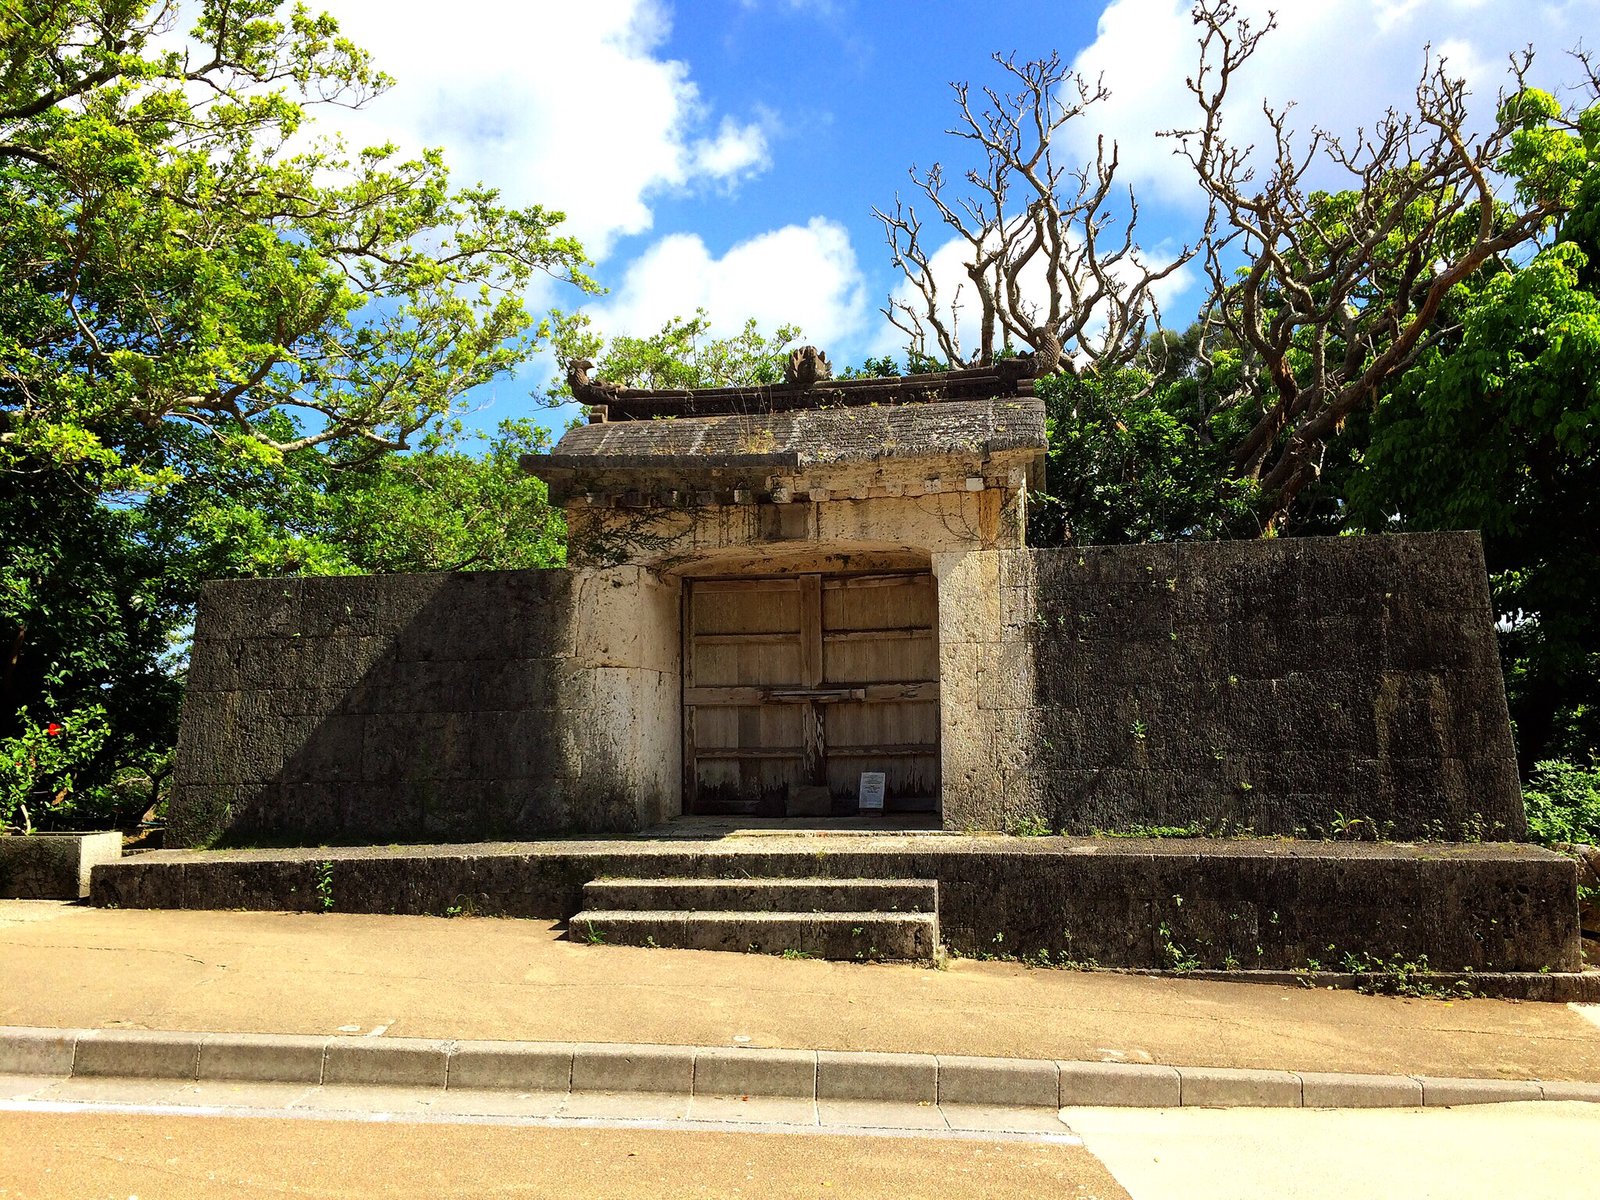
[91,831,1582,981]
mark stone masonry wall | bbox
[990,532,1525,839]
[168,567,681,848]
[172,532,1523,847]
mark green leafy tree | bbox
[1029,367,1256,546]
[1,0,593,475]
[1353,233,1600,769]
[545,309,800,398]
[1522,758,1600,847]
[1,1,592,823]
[321,420,565,574]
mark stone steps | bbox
[569,876,940,962]
[581,876,936,914]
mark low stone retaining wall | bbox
[90,836,1581,975]
[1,832,122,899]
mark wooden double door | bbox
[684,572,940,815]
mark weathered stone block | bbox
[0,832,122,899]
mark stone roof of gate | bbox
[529,396,1045,474]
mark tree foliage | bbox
[0,1,587,827]
[544,309,802,399]
[1353,231,1600,768]
[1030,367,1255,546]
[1,0,593,472]
[879,2,1597,533]
[1169,2,1595,529]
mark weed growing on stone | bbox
[314,861,334,912]
[1006,814,1052,837]
[1157,920,1200,972]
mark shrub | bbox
[1523,758,1600,847]
[1,706,111,833]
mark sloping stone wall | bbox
[169,567,680,848]
[1005,532,1524,839]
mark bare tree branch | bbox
[874,51,1201,376]
[1165,0,1584,528]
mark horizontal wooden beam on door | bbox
[684,682,939,706]
[822,628,933,643]
[694,748,806,760]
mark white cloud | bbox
[585,217,869,349]
[315,0,773,257]
[1065,0,1598,206]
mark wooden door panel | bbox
[694,640,804,687]
[823,634,937,684]
[692,704,806,751]
[827,700,940,749]
[693,591,802,636]
[686,571,940,816]
[823,575,937,630]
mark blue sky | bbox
[316,0,1600,435]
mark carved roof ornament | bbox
[566,358,624,406]
[783,345,833,389]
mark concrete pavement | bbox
[4,902,1598,1084]
[1068,1102,1600,1200]
[0,1111,1129,1199]
[6,899,1600,1198]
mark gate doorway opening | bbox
[683,571,940,817]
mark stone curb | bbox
[3,1026,1598,1110]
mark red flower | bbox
[45,722,62,737]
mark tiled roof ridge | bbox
[581,362,1038,423]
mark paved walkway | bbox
[4,901,1598,1082]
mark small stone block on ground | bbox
[1058,1060,1181,1108]
[817,1050,937,1103]
[1299,1071,1422,1109]
[1179,1066,1302,1108]
[937,1055,1059,1108]
[448,1041,573,1092]
[571,1043,695,1095]
[321,1037,449,1089]
[1418,1076,1546,1106]
[197,1033,327,1084]
[0,1027,76,1077]
[693,1047,815,1098]
[72,1029,203,1080]
[785,785,833,817]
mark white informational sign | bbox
[858,771,887,813]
